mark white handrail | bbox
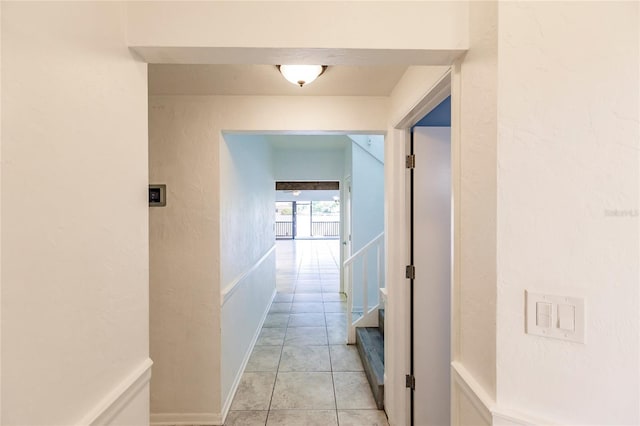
[344,232,385,344]
[344,232,384,266]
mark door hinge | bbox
[405,374,415,390]
[405,265,415,280]
[406,154,415,169]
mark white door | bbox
[413,126,451,426]
[341,177,352,293]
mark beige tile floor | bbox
[225,239,389,426]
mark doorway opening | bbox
[275,181,341,240]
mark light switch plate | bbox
[149,184,167,207]
[525,291,585,343]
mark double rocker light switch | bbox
[535,302,552,328]
[526,291,585,343]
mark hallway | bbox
[225,240,389,426]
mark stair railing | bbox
[344,232,385,344]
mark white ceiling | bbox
[148,64,408,96]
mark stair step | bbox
[355,327,384,410]
[378,309,385,337]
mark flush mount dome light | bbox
[277,65,327,87]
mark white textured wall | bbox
[2,2,149,424]
[126,2,467,53]
[149,95,388,422]
[149,98,222,420]
[456,0,498,405]
[496,2,639,424]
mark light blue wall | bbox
[220,134,275,284]
[348,135,385,163]
[351,142,384,251]
[220,133,276,408]
[350,139,385,311]
[273,147,346,182]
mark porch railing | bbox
[276,221,339,239]
[344,232,385,343]
[275,221,293,239]
[311,221,340,237]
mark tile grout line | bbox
[231,240,381,425]
[263,338,285,426]
[327,304,341,426]
[264,247,297,426]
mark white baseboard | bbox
[220,288,276,424]
[492,411,539,426]
[492,407,556,426]
[79,358,153,425]
[150,412,221,425]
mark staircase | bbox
[355,309,385,409]
[344,232,385,409]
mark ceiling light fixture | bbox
[277,65,327,87]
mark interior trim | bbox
[393,69,452,129]
[80,358,153,425]
[221,245,276,305]
[452,361,554,426]
[150,412,222,426]
[451,361,494,425]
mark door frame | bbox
[384,63,462,425]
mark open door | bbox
[410,126,452,425]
